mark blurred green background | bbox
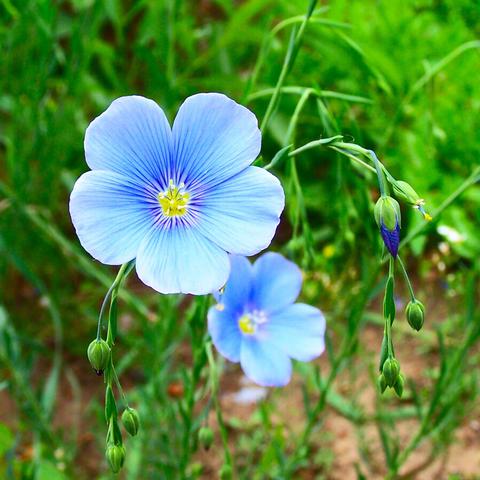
[1,0,479,478]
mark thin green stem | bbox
[385,258,395,356]
[369,150,387,197]
[112,364,129,408]
[97,261,133,341]
[206,342,232,466]
[260,0,318,132]
[97,282,116,340]
[397,256,415,301]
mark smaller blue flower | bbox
[208,253,326,387]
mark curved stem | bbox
[206,342,232,466]
[397,256,415,301]
[96,261,134,341]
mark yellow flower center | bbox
[158,180,190,217]
[238,314,255,335]
[238,310,267,335]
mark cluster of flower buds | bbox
[374,196,401,258]
[378,357,404,397]
[88,336,140,473]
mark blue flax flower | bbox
[69,94,284,294]
[208,253,326,387]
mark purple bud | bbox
[380,221,400,258]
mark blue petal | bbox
[85,96,172,186]
[135,225,230,294]
[208,306,242,362]
[251,253,302,314]
[196,167,284,256]
[380,221,400,258]
[219,255,253,314]
[172,93,261,188]
[240,337,292,387]
[266,303,326,362]
[69,171,154,264]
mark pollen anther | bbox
[158,180,190,217]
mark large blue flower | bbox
[69,94,284,294]
[208,253,326,387]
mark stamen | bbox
[238,314,255,335]
[157,180,190,217]
[238,310,267,335]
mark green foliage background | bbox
[0,0,479,478]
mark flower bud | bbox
[106,444,125,473]
[122,407,140,437]
[377,374,387,394]
[393,181,421,205]
[374,196,401,258]
[382,358,400,387]
[374,196,401,231]
[406,300,425,331]
[198,426,214,450]
[394,374,405,398]
[87,339,110,375]
[219,464,233,480]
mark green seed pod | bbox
[87,339,110,375]
[219,464,233,480]
[122,407,140,437]
[393,181,421,205]
[406,300,425,331]
[377,374,387,394]
[382,358,400,387]
[394,374,405,398]
[106,444,126,474]
[198,426,214,450]
[374,196,401,231]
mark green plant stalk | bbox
[369,150,388,197]
[206,342,232,466]
[382,40,480,147]
[388,316,480,477]
[385,258,395,357]
[100,262,134,455]
[260,0,318,132]
[288,263,381,471]
[179,296,210,474]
